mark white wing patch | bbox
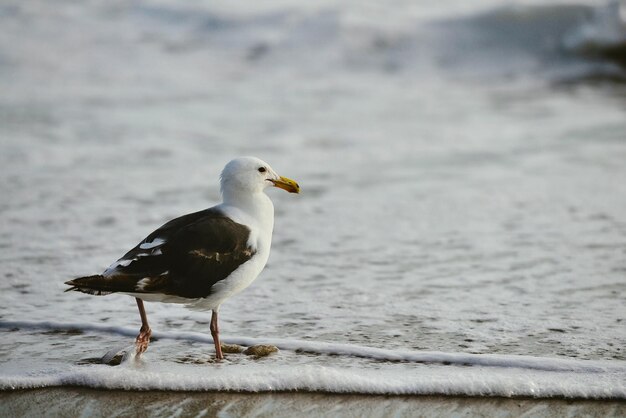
[103,238,166,276]
[139,238,166,250]
[135,271,169,291]
[104,258,132,274]
[136,278,152,291]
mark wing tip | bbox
[64,275,114,296]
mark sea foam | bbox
[1,320,624,399]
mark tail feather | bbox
[65,274,135,296]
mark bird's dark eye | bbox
[258,167,267,173]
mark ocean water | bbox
[1,0,625,398]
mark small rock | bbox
[243,344,279,358]
[221,343,245,354]
[102,352,125,366]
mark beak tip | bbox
[273,176,300,194]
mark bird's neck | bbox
[222,190,275,230]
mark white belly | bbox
[186,248,270,311]
[127,248,270,311]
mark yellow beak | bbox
[271,176,300,194]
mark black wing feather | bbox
[66,208,256,298]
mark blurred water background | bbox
[1,0,625,397]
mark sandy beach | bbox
[1,389,625,418]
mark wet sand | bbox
[1,389,624,418]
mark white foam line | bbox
[2,363,625,399]
[2,319,624,374]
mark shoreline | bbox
[2,388,624,417]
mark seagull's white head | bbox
[220,156,300,197]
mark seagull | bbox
[65,156,300,360]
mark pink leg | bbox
[135,298,152,355]
[210,310,224,360]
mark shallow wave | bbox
[563,0,626,65]
[429,1,626,82]
[128,0,626,81]
[0,320,617,372]
[1,320,625,399]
